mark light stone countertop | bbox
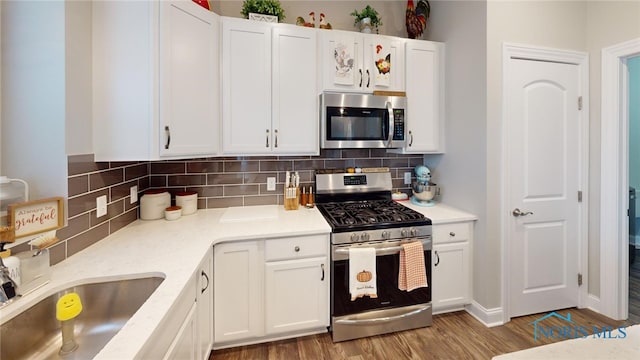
[400,201,479,223]
[0,202,476,359]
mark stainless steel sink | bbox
[0,276,164,360]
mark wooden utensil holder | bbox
[284,187,300,210]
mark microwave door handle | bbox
[386,101,394,147]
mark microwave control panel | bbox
[393,109,405,140]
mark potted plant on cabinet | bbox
[350,5,382,34]
[241,0,286,23]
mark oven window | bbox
[331,251,432,317]
[326,107,388,141]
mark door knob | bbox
[512,208,533,217]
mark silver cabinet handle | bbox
[164,126,171,149]
[294,246,300,252]
[409,131,413,146]
[321,264,325,281]
[274,129,278,148]
[434,251,440,266]
[366,69,370,88]
[512,208,534,217]
[266,129,270,148]
[359,69,363,87]
[449,232,455,237]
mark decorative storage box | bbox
[249,13,278,23]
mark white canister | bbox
[140,190,170,220]
[175,191,198,215]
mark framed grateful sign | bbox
[8,197,64,238]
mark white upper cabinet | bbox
[221,17,318,156]
[320,30,405,93]
[93,0,220,161]
[400,40,445,153]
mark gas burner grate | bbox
[316,200,426,229]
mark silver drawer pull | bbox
[294,246,300,252]
[449,232,455,237]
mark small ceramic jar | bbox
[175,191,198,215]
[164,206,182,221]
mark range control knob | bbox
[361,232,370,241]
[401,229,409,237]
[350,233,359,242]
[410,228,418,236]
[381,231,389,239]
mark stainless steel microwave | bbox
[320,92,407,149]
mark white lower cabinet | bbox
[213,234,329,348]
[432,221,473,313]
[138,250,213,360]
[265,256,328,334]
[163,303,198,360]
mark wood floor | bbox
[212,249,640,359]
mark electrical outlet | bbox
[130,185,138,204]
[404,172,412,185]
[267,177,276,191]
[96,195,107,218]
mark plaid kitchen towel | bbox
[399,241,428,291]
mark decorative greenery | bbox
[350,5,383,31]
[241,0,286,22]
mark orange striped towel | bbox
[398,241,428,291]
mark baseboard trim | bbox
[584,293,602,314]
[465,301,504,327]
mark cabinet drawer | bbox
[265,234,328,261]
[433,222,471,244]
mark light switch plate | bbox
[96,195,107,218]
[404,172,412,185]
[130,185,138,204]
[267,177,276,191]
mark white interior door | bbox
[506,56,582,318]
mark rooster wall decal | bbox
[406,0,430,39]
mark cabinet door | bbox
[221,18,272,154]
[362,35,405,92]
[163,302,197,360]
[272,25,318,155]
[160,1,220,157]
[432,241,470,310]
[197,249,213,360]
[213,241,263,344]
[264,256,329,334]
[404,40,445,153]
[321,30,363,92]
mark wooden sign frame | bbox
[8,197,64,238]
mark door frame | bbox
[600,37,640,320]
[501,43,590,322]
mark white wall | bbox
[1,1,67,200]
[65,0,93,156]
[214,1,409,37]
[585,0,640,297]
[421,0,489,308]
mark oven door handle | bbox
[334,238,431,255]
[334,305,431,325]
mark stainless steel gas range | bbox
[314,170,433,342]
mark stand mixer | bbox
[411,165,440,207]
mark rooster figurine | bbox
[319,13,332,29]
[406,0,430,39]
[296,12,316,27]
